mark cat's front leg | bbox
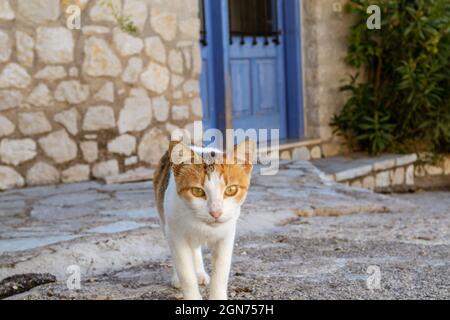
[169,239,202,300]
[209,234,235,300]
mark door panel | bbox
[200,0,295,141]
[228,0,287,139]
[254,59,277,112]
[230,60,252,116]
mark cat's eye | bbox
[225,185,239,197]
[191,187,206,198]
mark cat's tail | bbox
[153,150,171,228]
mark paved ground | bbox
[0,160,449,300]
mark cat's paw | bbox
[171,273,181,289]
[197,271,210,286]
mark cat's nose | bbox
[209,211,222,219]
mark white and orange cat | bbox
[153,139,255,300]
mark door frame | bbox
[204,0,304,140]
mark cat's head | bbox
[169,140,256,225]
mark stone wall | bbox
[301,0,358,156]
[313,153,450,193]
[415,154,450,190]
[0,0,202,191]
[345,157,417,193]
[312,154,418,193]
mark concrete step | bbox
[311,153,418,192]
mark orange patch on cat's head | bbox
[214,163,253,203]
[169,140,255,202]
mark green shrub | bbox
[332,0,450,155]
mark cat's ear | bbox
[169,140,202,165]
[228,139,256,165]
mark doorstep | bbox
[99,140,325,185]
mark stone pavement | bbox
[2,160,448,299]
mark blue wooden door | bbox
[200,0,302,141]
[228,0,287,140]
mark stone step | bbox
[257,138,323,161]
[311,153,418,192]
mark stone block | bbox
[83,106,116,131]
[113,28,144,57]
[17,0,60,24]
[16,31,34,67]
[54,108,79,136]
[335,165,372,182]
[373,158,396,171]
[0,90,23,111]
[93,160,119,179]
[83,37,122,77]
[391,167,405,186]
[80,141,98,163]
[375,171,390,188]
[36,27,74,64]
[0,63,31,89]
[0,166,24,190]
[27,83,52,107]
[0,114,15,137]
[94,82,114,103]
[138,128,169,165]
[118,95,152,134]
[140,62,170,94]
[62,165,90,183]
[310,146,322,159]
[292,147,311,161]
[362,176,375,190]
[396,154,418,166]
[122,57,143,84]
[0,138,36,165]
[18,112,52,135]
[54,80,90,104]
[0,29,11,63]
[26,162,60,186]
[39,130,77,164]
[108,134,137,156]
[0,0,15,21]
[424,164,443,176]
[145,36,166,64]
[405,165,414,185]
[150,8,177,41]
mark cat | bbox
[153,139,255,300]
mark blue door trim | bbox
[210,0,229,134]
[202,0,304,140]
[283,0,305,139]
